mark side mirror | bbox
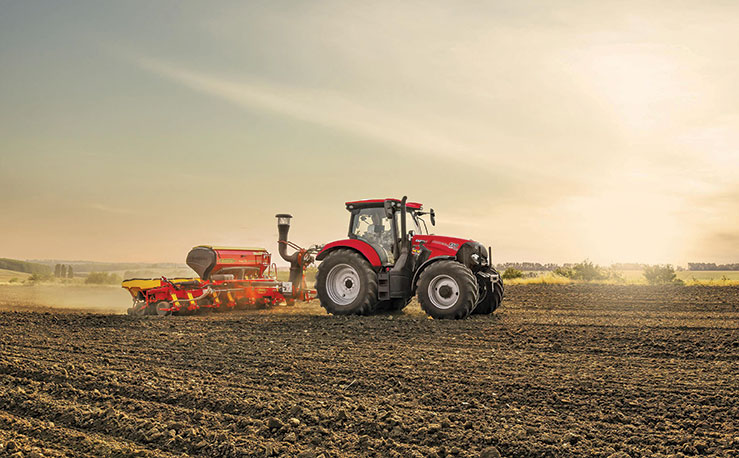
[430,209,436,226]
[383,200,394,219]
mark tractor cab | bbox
[345,199,429,266]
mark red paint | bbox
[345,198,423,210]
[123,247,289,313]
[316,239,383,267]
[209,248,271,277]
[412,235,470,259]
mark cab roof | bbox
[345,198,423,210]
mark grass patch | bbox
[0,268,31,284]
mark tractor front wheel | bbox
[417,261,478,319]
[316,249,378,315]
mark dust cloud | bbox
[0,285,131,314]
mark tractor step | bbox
[378,270,411,300]
[378,271,390,301]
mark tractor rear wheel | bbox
[316,249,378,315]
[417,261,478,319]
[472,273,504,314]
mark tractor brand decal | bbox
[218,257,253,264]
[431,240,459,249]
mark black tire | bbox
[316,249,379,315]
[156,300,173,316]
[472,273,504,314]
[376,297,412,313]
[127,299,148,316]
[417,261,478,319]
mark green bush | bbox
[26,273,53,283]
[553,266,573,278]
[85,272,121,285]
[643,265,681,285]
[554,260,608,282]
[502,268,524,279]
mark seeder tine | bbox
[186,292,198,311]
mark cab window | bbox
[350,208,395,263]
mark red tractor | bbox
[278,197,503,319]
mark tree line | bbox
[687,263,739,271]
[0,258,51,275]
[495,262,559,271]
[54,264,75,278]
[501,260,684,285]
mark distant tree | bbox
[643,265,680,285]
[554,260,608,281]
[67,265,74,279]
[54,264,62,278]
[502,268,524,279]
[573,260,608,281]
[553,266,574,278]
[496,262,559,272]
[60,265,67,278]
[688,262,739,271]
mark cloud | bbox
[136,57,480,161]
[132,55,606,208]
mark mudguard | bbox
[316,239,383,267]
[411,255,455,292]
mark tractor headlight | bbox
[459,241,490,270]
[470,253,488,267]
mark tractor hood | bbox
[411,235,475,257]
[412,235,492,273]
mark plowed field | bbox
[0,285,737,457]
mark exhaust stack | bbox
[275,213,305,295]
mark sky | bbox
[1,1,737,266]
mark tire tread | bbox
[417,261,478,319]
[316,249,379,315]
